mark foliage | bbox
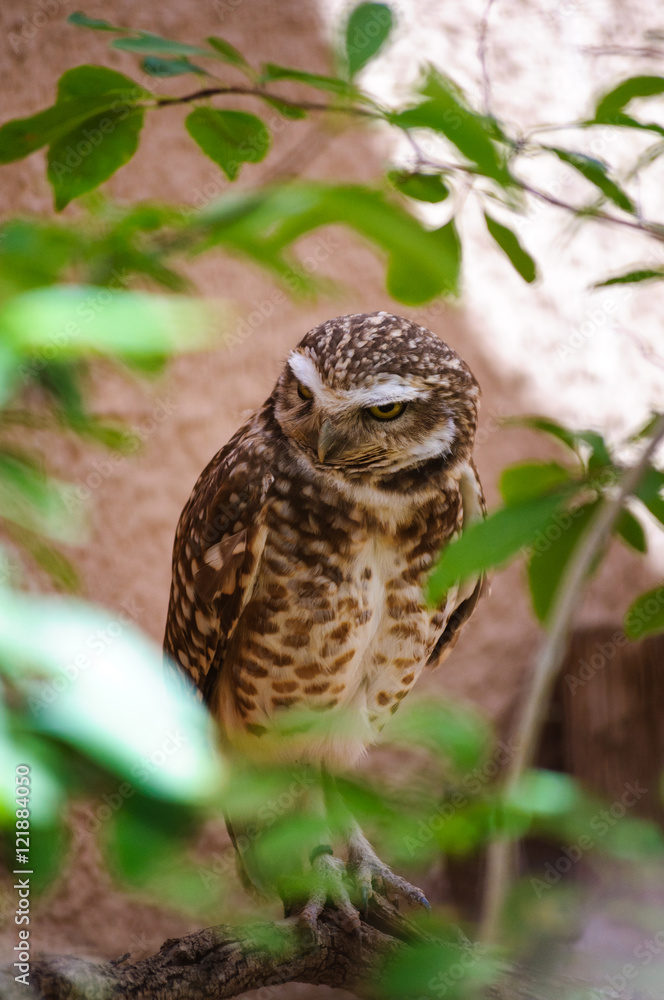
[1,3,664,997]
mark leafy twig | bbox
[480,412,664,944]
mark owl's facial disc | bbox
[274,351,462,473]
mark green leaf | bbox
[385,699,488,773]
[0,452,83,544]
[0,286,215,361]
[185,108,270,181]
[194,183,462,304]
[206,36,250,70]
[261,63,356,96]
[0,65,144,167]
[141,56,207,77]
[505,416,612,471]
[112,34,210,56]
[615,508,647,553]
[527,500,599,623]
[387,170,449,203]
[484,211,537,282]
[345,2,394,78]
[499,461,573,506]
[393,69,512,186]
[508,769,580,818]
[635,466,664,524]
[56,65,143,102]
[427,492,567,604]
[67,11,124,31]
[594,75,664,130]
[625,586,664,639]
[0,590,224,803]
[594,267,664,288]
[387,217,461,301]
[547,147,634,213]
[261,96,307,120]
[47,107,145,210]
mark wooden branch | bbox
[0,911,399,1000]
[1,905,661,1000]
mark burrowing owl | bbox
[164,311,485,925]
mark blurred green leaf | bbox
[387,218,461,301]
[635,466,664,525]
[499,461,573,506]
[0,451,83,544]
[185,108,270,181]
[68,11,125,31]
[261,63,357,96]
[5,525,79,591]
[527,500,599,623]
[0,591,224,803]
[484,211,537,282]
[381,937,498,1000]
[624,585,664,639]
[593,75,664,137]
[509,770,580,819]
[393,69,512,186]
[48,108,145,211]
[194,183,463,304]
[615,508,647,553]
[427,492,566,604]
[345,3,394,78]
[547,147,634,213]
[0,285,216,362]
[141,56,207,77]
[112,34,210,56]
[260,96,307,120]
[388,171,450,203]
[206,36,251,70]
[594,267,664,287]
[385,699,489,773]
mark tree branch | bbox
[150,87,380,118]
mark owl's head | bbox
[273,312,479,478]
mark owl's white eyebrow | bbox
[287,353,428,406]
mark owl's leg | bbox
[282,768,361,938]
[296,847,361,936]
[346,824,430,913]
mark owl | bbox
[164,311,485,929]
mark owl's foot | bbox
[347,829,430,915]
[289,847,361,941]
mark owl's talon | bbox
[293,851,361,939]
[348,832,430,914]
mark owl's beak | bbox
[317,419,345,463]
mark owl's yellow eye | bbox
[297,382,313,401]
[368,401,407,421]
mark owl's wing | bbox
[426,460,487,670]
[163,434,273,708]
